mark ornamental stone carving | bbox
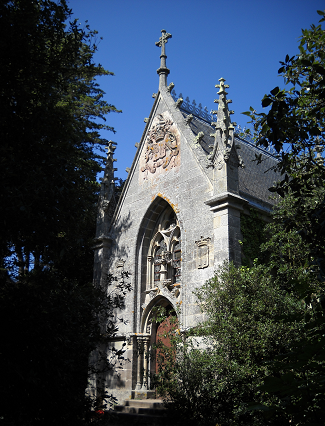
[206,78,239,169]
[195,236,211,269]
[140,112,180,181]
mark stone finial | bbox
[152,93,157,98]
[215,77,229,92]
[156,29,172,89]
[144,117,149,123]
[135,142,140,148]
[105,141,117,156]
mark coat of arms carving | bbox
[140,112,180,180]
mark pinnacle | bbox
[214,78,234,131]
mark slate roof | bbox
[180,109,280,211]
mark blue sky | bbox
[67,0,324,180]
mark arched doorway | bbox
[135,297,178,394]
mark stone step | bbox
[108,399,168,425]
[124,398,165,409]
[114,406,166,415]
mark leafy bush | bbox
[155,263,305,426]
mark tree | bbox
[0,0,120,279]
[242,10,325,424]
[0,1,122,425]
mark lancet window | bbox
[147,207,181,289]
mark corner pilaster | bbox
[205,192,247,267]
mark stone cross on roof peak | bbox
[155,29,172,56]
[156,29,172,90]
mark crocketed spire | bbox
[207,78,237,167]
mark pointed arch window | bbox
[147,208,181,289]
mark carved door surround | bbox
[135,297,176,393]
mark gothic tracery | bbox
[146,207,181,293]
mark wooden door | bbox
[155,313,178,374]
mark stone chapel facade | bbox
[91,30,279,403]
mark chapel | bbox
[91,29,279,403]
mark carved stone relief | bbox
[140,111,180,181]
[195,236,211,269]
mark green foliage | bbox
[242,10,325,423]
[0,1,123,425]
[254,191,325,424]
[262,189,324,294]
[240,209,267,266]
[0,0,120,278]
[155,263,305,426]
[113,177,126,205]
